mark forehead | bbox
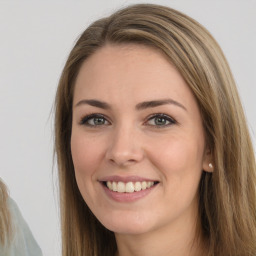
[78,43,172,78]
[74,43,192,100]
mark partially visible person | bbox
[0,179,42,256]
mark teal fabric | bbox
[0,198,42,256]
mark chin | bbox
[108,225,151,235]
[97,213,154,235]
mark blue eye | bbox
[146,114,176,127]
[80,114,110,126]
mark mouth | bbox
[102,180,159,193]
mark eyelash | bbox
[145,113,176,127]
[79,113,176,128]
[79,113,110,126]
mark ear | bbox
[202,148,214,173]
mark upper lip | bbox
[98,175,159,183]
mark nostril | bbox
[128,159,136,162]
[108,157,140,166]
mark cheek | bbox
[146,133,205,184]
[150,134,204,211]
[70,132,104,178]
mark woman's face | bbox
[71,44,211,235]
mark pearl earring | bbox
[209,163,213,168]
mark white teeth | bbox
[134,181,142,192]
[107,181,112,190]
[141,181,147,190]
[147,181,154,188]
[117,182,125,192]
[106,181,156,193]
[112,181,117,192]
[125,182,134,193]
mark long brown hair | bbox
[0,179,13,247]
[55,4,256,255]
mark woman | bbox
[0,179,42,256]
[54,4,256,256]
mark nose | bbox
[105,125,144,167]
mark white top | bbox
[0,198,42,256]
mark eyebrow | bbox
[74,98,187,111]
[135,99,187,111]
[75,99,110,109]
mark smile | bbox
[105,181,157,193]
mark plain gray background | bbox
[0,1,255,255]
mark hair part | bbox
[55,4,256,255]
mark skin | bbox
[71,44,212,256]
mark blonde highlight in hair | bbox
[0,179,13,247]
[55,4,256,255]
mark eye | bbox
[80,114,110,126]
[146,114,176,127]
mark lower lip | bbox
[101,183,158,202]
